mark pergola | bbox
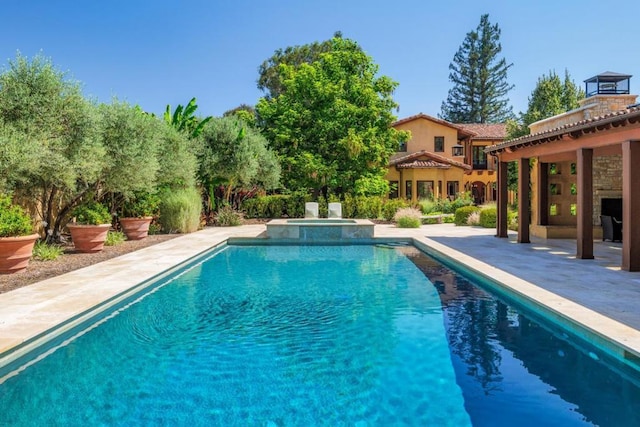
[485,106,640,271]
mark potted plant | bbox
[0,195,39,274]
[119,192,160,240]
[67,201,112,253]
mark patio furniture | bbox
[600,215,622,242]
[304,202,319,219]
[328,202,342,219]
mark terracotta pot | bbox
[119,217,153,240]
[0,234,39,274]
[67,224,110,253]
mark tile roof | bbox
[392,113,474,136]
[396,159,451,169]
[486,106,640,154]
[456,123,507,139]
[389,150,471,170]
[392,113,506,140]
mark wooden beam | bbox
[537,162,549,226]
[622,140,640,271]
[518,158,530,243]
[497,161,508,238]
[576,148,594,259]
[496,125,640,161]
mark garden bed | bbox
[0,234,178,294]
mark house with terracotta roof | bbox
[486,72,640,271]
[385,113,506,204]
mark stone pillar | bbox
[622,140,640,271]
[577,148,594,259]
[537,161,549,225]
[518,158,530,243]
[497,160,508,238]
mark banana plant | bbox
[164,97,212,139]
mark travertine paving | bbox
[1,223,640,365]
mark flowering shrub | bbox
[393,207,422,228]
[466,211,481,226]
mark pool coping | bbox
[410,235,640,368]
[1,224,640,374]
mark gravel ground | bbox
[0,234,179,294]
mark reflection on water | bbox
[403,247,640,427]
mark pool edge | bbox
[411,236,640,372]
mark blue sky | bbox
[2,0,639,120]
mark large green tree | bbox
[257,36,407,196]
[198,116,280,206]
[440,14,513,123]
[257,31,344,99]
[223,104,257,128]
[507,70,584,139]
[505,70,584,191]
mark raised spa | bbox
[266,218,374,241]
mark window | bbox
[398,140,407,152]
[446,181,459,199]
[472,146,487,169]
[405,181,413,200]
[417,181,434,200]
[452,144,464,157]
[550,183,561,195]
[438,180,443,198]
[550,203,559,216]
[389,181,399,199]
[434,136,444,152]
[549,163,560,175]
[570,163,576,175]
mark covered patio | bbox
[487,106,640,271]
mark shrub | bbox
[443,215,455,224]
[148,222,162,235]
[159,187,202,233]
[450,192,475,212]
[121,192,161,218]
[242,195,292,218]
[105,230,126,246]
[454,206,480,226]
[342,194,357,219]
[508,209,518,231]
[285,191,310,218]
[467,211,481,226]
[32,240,63,261]
[0,195,34,237]
[353,196,383,219]
[418,198,438,214]
[215,206,243,226]
[72,201,112,225]
[382,199,409,221]
[394,207,422,228]
[479,207,497,228]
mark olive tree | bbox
[0,54,168,241]
[198,116,280,208]
[0,54,105,240]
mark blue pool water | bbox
[0,244,639,426]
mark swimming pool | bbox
[0,244,639,425]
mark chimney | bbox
[580,71,637,116]
[529,72,638,134]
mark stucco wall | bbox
[394,118,461,159]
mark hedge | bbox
[454,206,480,226]
[479,207,497,228]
